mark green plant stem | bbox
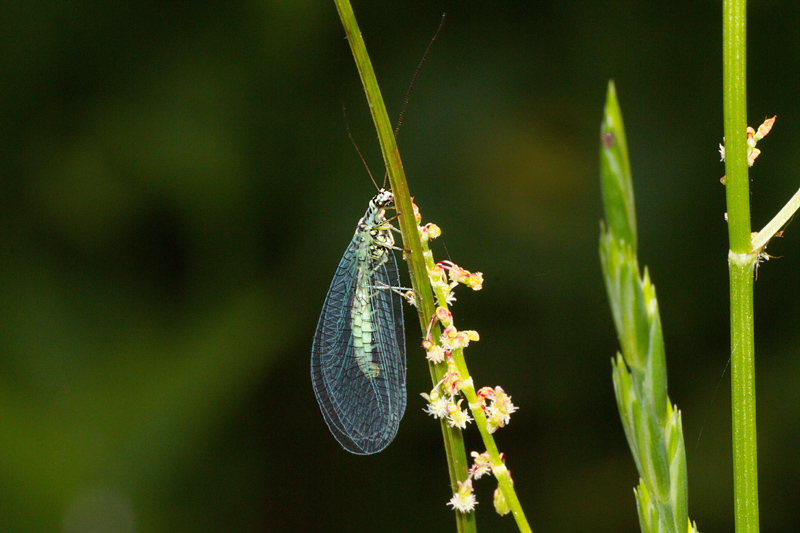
[723,0,751,253]
[723,0,760,531]
[333,1,474,531]
[422,251,532,533]
[728,252,759,531]
[751,187,800,252]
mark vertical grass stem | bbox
[722,0,760,530]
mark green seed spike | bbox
[600,81,637,251]
[599,81,697,533]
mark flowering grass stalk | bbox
[599,82,699,533]
[333,1,531,531]
[413,211,529,530]
[330,10,471,531]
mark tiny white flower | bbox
[423,397,449,419]
[447,400,472,429]
[448,491,477,513]
[447,479,477,513]
[425,345,446,364]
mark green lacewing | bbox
[311,189,406,454]
[311,14,447,454]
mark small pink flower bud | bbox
[435,306,452,324]
[412,201,421,224]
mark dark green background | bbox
[3,1,800,531]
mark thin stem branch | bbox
[751,187,800,252]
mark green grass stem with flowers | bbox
[332,0,800,531]
[333,1,532,532]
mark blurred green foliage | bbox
[2,1,800,531]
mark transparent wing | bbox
[311,235,406,455]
